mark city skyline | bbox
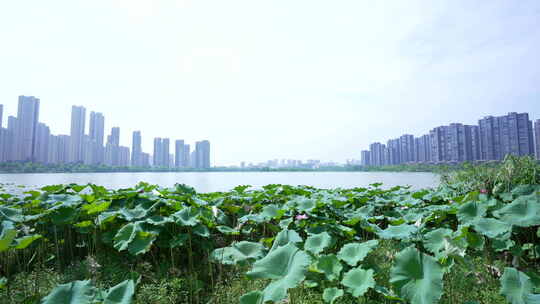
[361,112,540,166]
[1,1,539,165]
[0,97,211,169]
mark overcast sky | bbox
[0,1,539,166]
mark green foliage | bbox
[210,241,266,266]
[337,240,379,267]
[390,247,444,304]
[500,268,539,304]
[0,159,539,303]
[341,268,375,297]
[40,280,96,304]
[322,287,344,304]
[247,243,312,303]
[314,255,343,281]
[305,232,333,255]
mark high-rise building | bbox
[47,135,59,164]
[89,112,105,164]
[0,104,4,162]
[131,131,142,167]
[15,96,40,161]
[200,140,211,168]
[478,116,499,161]
[110,127,120,146]
[183,144,190,167]
[141,153,150,167]
[446,123,477,162]
[34,123,50,163]
[104,128,121,166]
[69,106,86,163]
[82,135,98,165]
[162,138,170,168]
[470,125,481,161]
[430,126,448,163]
[369,142,384,166]
[190,150,197,168]
[381,144,389,166]
[361,150,371,166]
[535,120,540,160]
[5,116,17,161]
[118,146,131,167]
[479,113,534,160]
[415,134,432,163]
[153,138,163,167]
[56,135,70,163]
[386,139,401,165]
[175,140,185,168]
[399,135,415,163]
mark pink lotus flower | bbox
[480,189,488,194]
[296,214,308,220]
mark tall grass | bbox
[440,155,540,195]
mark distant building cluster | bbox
[0,96,211,168]
[361,112,540,166]
[238,159,341,169]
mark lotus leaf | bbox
[113,222,158,255]
[0,206,24,222]
[271,229,302,251]
[305,232,333,254]
[378,224,418,240]
[240,291,264,304]
[14,234,42,249]
[473,218,512,239]
[82,200,111,215]
[41,280,96,304]
[457,201,487,225]
[211,241,266,265]
[337,240,379,266]
[390,246,444,304]
[247,243,311,303]
[494,194,540,227]
[193,224,210,238]
[294,197,317,213]
[423,229,453,255]
[173,207,200,226]
[216,225,240,235]
[262,204,284,219]
[342,268,375,297]
[50,206,79,225]
[500,267,539,304]
[315,254,343,281]
[103,279,136,304]
[0,221,17,252]
[323,287,344,304]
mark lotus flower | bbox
[480,189,488,194]
[296,214,308,220]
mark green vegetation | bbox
[1,156,539,303]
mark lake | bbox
[0,172,440,192]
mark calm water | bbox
[0,172,439,192]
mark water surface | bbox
[0,172,439,192]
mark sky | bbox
[0,1,539,166]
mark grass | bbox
[440,155,540,195]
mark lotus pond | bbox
[0,179,539,304]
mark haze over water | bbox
[0,172,439,193]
